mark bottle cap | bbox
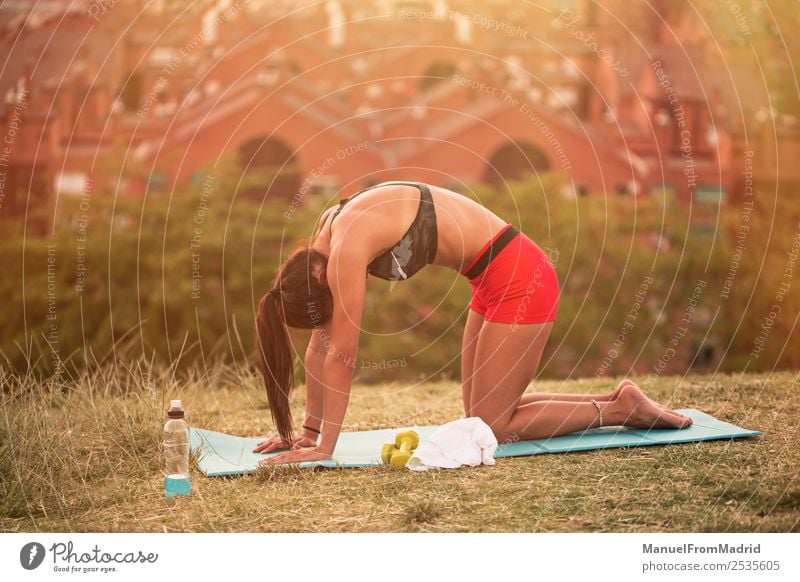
[168,399,185,419]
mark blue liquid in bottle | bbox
[164,474,191,497]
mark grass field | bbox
[1,364,798,532]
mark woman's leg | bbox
[506,384,693,441]
[468,320,553,438]
[460,309,484,416]
[469,321,693,443]
[520,392,611,404]
[518,378,633,404]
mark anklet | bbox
[591,399,603,427]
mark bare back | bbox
[312,182,508,273]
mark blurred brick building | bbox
[1,0,798,223]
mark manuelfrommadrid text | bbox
[643,543,761,554]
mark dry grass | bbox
[1,363,798,532]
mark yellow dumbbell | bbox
[381,430,419,468]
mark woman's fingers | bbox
[290,437,315,450]
[267,449,302,464]
[253,438,288,454]
[263,448,331,465]
[263,451,292,465]
[252,440,271,453]
[253,432,315,454]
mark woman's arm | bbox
[302,325,328,433]
[316,244,368,454]
[253,325,328,454]
[264,241,368,464]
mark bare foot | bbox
[613,383,693,429]
[616,380,679,419]
[611,378,636,400]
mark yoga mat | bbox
[189,408,761,476]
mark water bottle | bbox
[163,399,191,497]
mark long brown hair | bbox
[256,246,332,441]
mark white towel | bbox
[406,417,498,471]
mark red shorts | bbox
[461,224,559,325]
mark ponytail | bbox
[256,291,294,442]
[255,246,332,441]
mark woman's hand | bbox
[260,447,332,465]
[252,432,317,454]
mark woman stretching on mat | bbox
[254,181,693,464]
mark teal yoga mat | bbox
[189,408,761,476]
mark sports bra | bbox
[330,181,438,281]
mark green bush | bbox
[2,168,797,383]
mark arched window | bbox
[237,137,301,202]
[484,140,551,183]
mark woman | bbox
[254,181,692,464]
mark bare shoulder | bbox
[427,182,473,201]
[328,182,417,234]
[327,229,371,274]
[312,206,336,237]
[365,181,422,198]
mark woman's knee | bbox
[489,422,517,444]
[471,408,514,442]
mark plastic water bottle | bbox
[163,399,191,497]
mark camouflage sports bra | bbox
[330,182,438,281]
